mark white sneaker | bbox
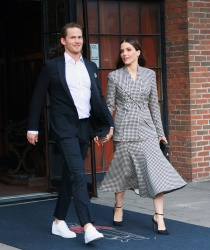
[52,220,76,238]
[84,225,104,244]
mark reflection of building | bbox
[0,0,209,199]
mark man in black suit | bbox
[27,22,114,244]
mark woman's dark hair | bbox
[116,38,146,69]
[57,22,83,54]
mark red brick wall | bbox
[165,0,210,181]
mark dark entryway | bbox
[0,0,47,197]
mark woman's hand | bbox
[158,136,168,144]
[94,128,114,146]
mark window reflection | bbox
[99,1,119,34]
[100,36,120,68]
[88,1,98,33]
[141,3,160,34]
[142,36,160,68]
[77,0,83,27]
[120,2,139,34]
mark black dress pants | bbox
[53,119,95,226]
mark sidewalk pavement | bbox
[1,180,210,250]
[92,180,210,228]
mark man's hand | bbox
[27,133,38,145]
[94,136,100,146]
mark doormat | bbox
[0,199,209,250]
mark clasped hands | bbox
[94,128,114,146]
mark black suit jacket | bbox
[27,55,114,140]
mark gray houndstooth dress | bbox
[100,66,187,198]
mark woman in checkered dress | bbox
[100,39,187,235]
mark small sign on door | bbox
[90,44,99,67]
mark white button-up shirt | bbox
[64,52,91,119]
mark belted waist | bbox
[126,102,147,110]
[138,103,147,109]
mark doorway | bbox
[0,0,47,198]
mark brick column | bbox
[165,0,210,181]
